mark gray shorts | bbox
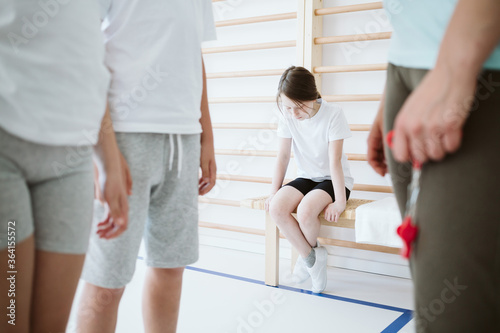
[0,126,94,253]
[82,133,201,288]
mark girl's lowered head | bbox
[277,66,322,121]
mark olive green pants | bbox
[384,64,500,332]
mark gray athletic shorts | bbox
[82,133,201,288]
[0,126,94,253]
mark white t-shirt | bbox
[100,0,217,134]
[0,0,110,146]
[277,99,354,191]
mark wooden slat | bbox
[199,221,263,236]
[216,174,272,184]
[207,69,285,79]
[315,2,383,15]
[353,184,393,193]
[323,94,381,102]
[304,0,323,90]
[202,40,296,54]
[314,63,387,73]
[318,237,400,255]
[212,123,371,131]
[198,221,400,254]
[315,32,391,45]
[215,149,367,161]
[348,153,368,161]
[213,123,278,130]
[198,197,240,207]
[209,94,380,104]
[216,12,296,27]
[209,96,275,104]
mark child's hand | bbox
[96,171,129,240]
[95,152,130,240]
[324,201,346,223]
[199,139,216,195]
[265,194,275,213]
[367,106,387,177]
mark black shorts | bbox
[283,177,351,202]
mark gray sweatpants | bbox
[384,64,500,332]
[82,133,201,289]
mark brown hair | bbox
[276,66,321,112]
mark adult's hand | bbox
[391,66,476,164]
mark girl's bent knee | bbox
[269,204,291,222]
[296,204,315,224]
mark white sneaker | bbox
[292,256,310,284]
[306,246,328,293]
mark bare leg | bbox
[77,283,125,333]
[0,235,34,333]
[29,250,85,333]
[296,190,333,247]
[269,186,312,258]
[143,267,184,333]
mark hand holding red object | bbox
[387,130,420,259]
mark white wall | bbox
[200,0,410,279]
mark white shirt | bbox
[0,0,110,146]
[100,0,217,134]
[277,99,354,191]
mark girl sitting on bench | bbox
[266,66,354,293]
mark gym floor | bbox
[68,245,415,333]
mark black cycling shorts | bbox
[283,177,351,202]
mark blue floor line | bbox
[381,310,414,333]
[137,257,414,332]
[185,266,410,313]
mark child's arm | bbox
[265,137,292,212]
[367,87,387,176]
[94,105,130,239]
[325,140,347,222]
[199,57,217,195]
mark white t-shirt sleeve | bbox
[203,0,217,42]
[328,106,352,141]
[277,113,292,138]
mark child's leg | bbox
[0,161,34,333]
[142,134,201,333]
[0,126,94,332]
[77,283,125,333]
[28,149,95,332]
[78,133,157,333]
[296,190,333,247]
[31,251,86,331]
[269,186,311,257]
[143,267,184,333]
[0,236,34,333]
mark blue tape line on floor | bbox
[137,257,414,332]
[185,266,409,313]
[381,310,413,333]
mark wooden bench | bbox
[241,196,401,286]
